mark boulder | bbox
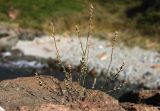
[0,27,18,51]
[121,102,160,111]
[119,90,160,106]
[0,76,125,111]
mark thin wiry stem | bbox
[103,31,118,88]
[84,4,94,59]
[107,62,125,92]
[51,26,60,58]
[75,25,85,55]
[50,25,69,81]
[81,4,94,87]
[113,62,125,79]
[86,43,90,62]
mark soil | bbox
[0,75,125,111]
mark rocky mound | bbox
[0,75,159,111]
[0,75,124,111]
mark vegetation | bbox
[47,4,126,94]
[0,0,85,29]
[0,0,159,50]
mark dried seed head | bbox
[115,31,118,38]
[75,25,80,34]
[90,4,94,9]
[120,62,125,70]
[75,25,78,31]
[52,26,55,35]
[112,31,118,42]
[50,23,55,36]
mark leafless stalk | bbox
[113,62,125,79]
[81,4,94,87]
[75,25,85,55]
[50,24,71,82]
[85,4,94,61]
[103,31,118,88]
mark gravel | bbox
[13,35,160,89]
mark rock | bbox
[119,90,160,106]
[17,28,44,40]
[76,90,125,111]
[0,36,18,51]
[121,102,160,111]
[0,76,125,111]
[34,104,71,111]
[0,23,44,51]
[1,51,12,57]
[19,106,30,111]
[0,106,5,111]
[0,27,18,51]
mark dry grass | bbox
[35,4,126,98]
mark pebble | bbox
[0,106,4,111]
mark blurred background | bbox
[0,0,159,50]
[0,0,159,98]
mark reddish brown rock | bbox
[76,90,125,111]
[0,76,125,111]
[19,106,30,111]
[119,90,160,106]
[34,104,71,111]
[121,102,160,111]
